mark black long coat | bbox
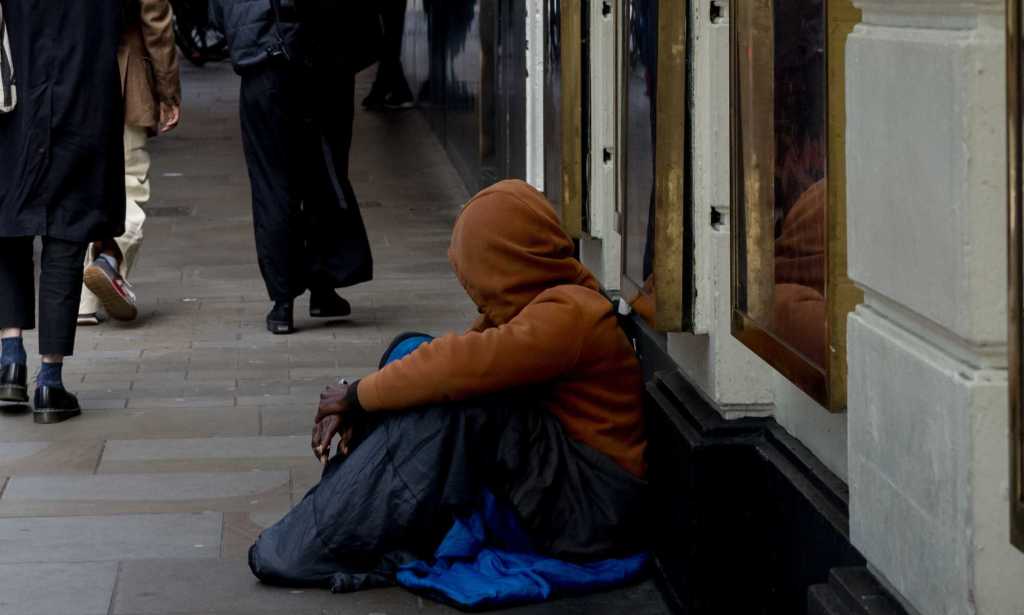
[0,2,125,242]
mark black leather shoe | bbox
[33,385,82,424]
[0,363,28,403]
[310,290,351,319]
[267,301,295,334]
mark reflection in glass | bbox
[445,0,486,190]
[622,0,658,322]
[544,0,563,218]
[734,0,827,369]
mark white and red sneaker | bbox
[83,256,138,322]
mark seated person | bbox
[249,180,648,591]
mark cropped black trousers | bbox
[0,236,88,356]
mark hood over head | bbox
[448,180,601,326]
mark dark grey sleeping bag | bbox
[248,395,648,593]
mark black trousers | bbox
[373,0,410,92]
[0,236,88,356]
[240,61,373,303]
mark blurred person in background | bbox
[0,3,125,423]
[362,0,415,110]
[210,0,377,334]
[79,0,182,327]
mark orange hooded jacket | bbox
[356,180,648,477]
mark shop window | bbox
[544,0,565,221]
[729,0,861,410]
[619,0,691,332]
[1006,0,1024,553]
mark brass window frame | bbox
[1006,0,1024,553]
[617,0,655,308]
[652,0,687,331]
[729,0,862,411]
[616,0,691,333]
[561,0,584,238]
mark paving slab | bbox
[111,558,426,615]
[0,562,118,615]
[0,440,103,475]
[259,407,320,437]
[0,408,260,442]
[98,436,315,474]
[0,471,290,516]
[220,511,287,560]
[110,558,668,615]
[0,512,221,563]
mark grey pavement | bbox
[0,63,668,614]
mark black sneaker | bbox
[267,301,295,335]
[33,385,82,424]
[0,364,28,403]
[84,256,138,321]
[309,290,351,318]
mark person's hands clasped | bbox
[311,383,359,463]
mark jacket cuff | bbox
[345,379,364,413]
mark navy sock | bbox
[37,362,64,388]
[0,337,27,366]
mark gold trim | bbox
[730,0,861,411]
[561,0,583,238]
[653,0,687,331]
[733,310,828,402]
[733,0,775,325]
[825,0,864,410]
[1007,0,1024,553]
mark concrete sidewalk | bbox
[0,62,667,615]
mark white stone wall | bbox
[579,0,622,288]
[847,1,1024,613]
[665,0,775,415]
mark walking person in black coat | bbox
[0,3,125,423]
[210,0,377,334]
[361,0,414,110]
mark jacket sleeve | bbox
[358,294,588,411]
[140,0,182,106]
[209,0,224,32]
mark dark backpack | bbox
[296,0,382,73]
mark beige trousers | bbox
[79,124,150,315]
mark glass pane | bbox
[622,0,657,315]
[401,0,444,136]
[735,0,827,369]
[445,0,485,191]
[544,0,563,218]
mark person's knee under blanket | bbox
[249,179,649,590]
